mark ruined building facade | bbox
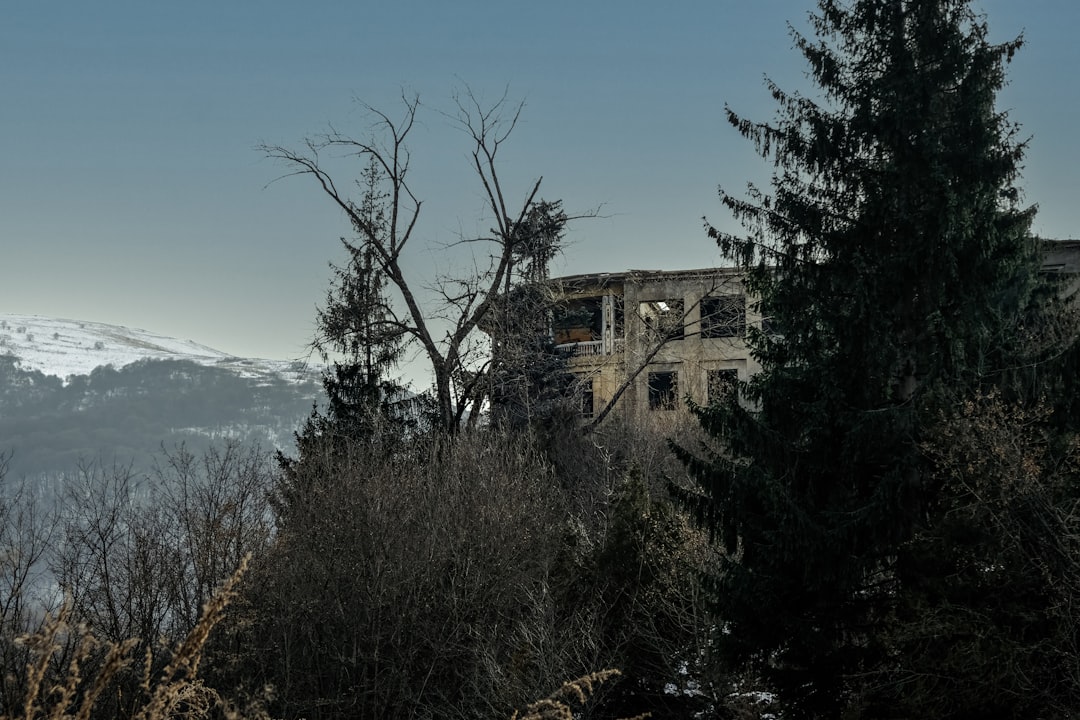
[549,240,1080,421]
[550,268,762,419]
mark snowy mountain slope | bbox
[0,314,326,479]
[0,314,315,382]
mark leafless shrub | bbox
[232,422,713,720]
[0,457,62,716]
[0,442,274,720]
[237,428,568,718]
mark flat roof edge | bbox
[551,267,744,286]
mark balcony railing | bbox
[556,339,625,358]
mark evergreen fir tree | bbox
[276,158,413,519]
[316,157,409,433]
[676,1,1041,716]
[487,200,577,432]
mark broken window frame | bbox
[553,296,604,345]
[707,368,739,405]
[639,298,685,342]
[579,376,595,417]
[700,295,746,339]
[553,293,625,356]
[647,370,679,411]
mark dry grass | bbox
[7,552,652,720]
[2,555,249,720]
[509,669,649,720]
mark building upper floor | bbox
[549,267,757,365]
[547,241,1080,419]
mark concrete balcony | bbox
[555,338,625,358]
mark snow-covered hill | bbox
[0,314,326,479]
[0,314,314,382]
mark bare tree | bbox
[151,442,273,632]
[0,454,62,716]
[261,90,579,432]
[37,444,272,720]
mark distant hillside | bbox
[0,315,322,480]
[0,314,310,381]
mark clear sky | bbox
[3,1,1078,364]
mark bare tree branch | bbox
[584,280,726,431]
[261,89,583,431]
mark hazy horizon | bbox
[4,1,1078,365]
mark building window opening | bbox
[707,369,738,405]
[579,377,595,418]
[554,297,603,344]
[611,294,625,339]
[700,295,746,338]
[639,299,685,341]
[648,371,679,410]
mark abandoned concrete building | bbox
[550,240,1080,420]
[1043,238,1080,297]
[550,268,762,419]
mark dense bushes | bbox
[222,421,713,719]
[0,416,714,720]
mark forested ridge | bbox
[0,355,320,479]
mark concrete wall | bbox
[552,268,761,419]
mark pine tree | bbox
[486,200,576,432]
[276,158,413,519]
[676,1,1041,716]
[316,157,409,431]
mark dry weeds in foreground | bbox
[510,669,649,720]
[6,553,646,720]
[2,555,252,720]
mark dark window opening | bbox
[707,369,738,405]
[701,295,746,338]
[639,299,685,341]
[611,295,625,339]
[648,371,678,410]
[580,377,595,417]
[554,297,603,345]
